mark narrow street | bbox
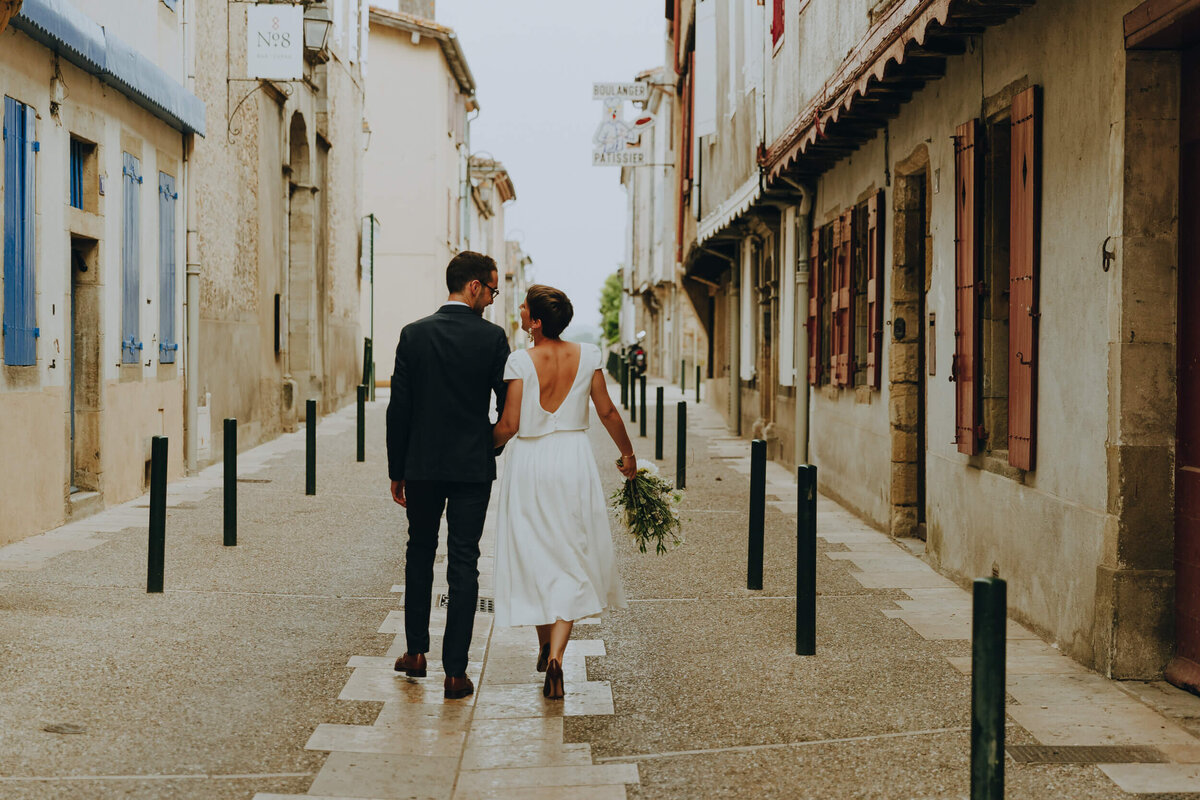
[2,380,1199,798]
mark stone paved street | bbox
[2,380,1200,798]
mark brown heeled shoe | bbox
[536,642,551,673]
[542,659,564,700]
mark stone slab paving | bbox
[254,402,638,800]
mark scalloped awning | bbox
[764,0,1033,182]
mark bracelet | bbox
[620,453,636,460]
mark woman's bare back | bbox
[527,342,582,415]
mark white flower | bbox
[637,461,660,477]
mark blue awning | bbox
[10,0,207,137]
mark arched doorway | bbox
[287,113,321,406]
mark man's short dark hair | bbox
[526,284,574,339]
[446,251,498,293]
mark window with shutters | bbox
[816,223,834,385]
[68,136,97,214]
[121,152,142,365]
[3,96,38,367]
[851,201,870,386]
[954,86,1041,469]
[158,172,178,364]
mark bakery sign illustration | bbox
[592,83,654,166]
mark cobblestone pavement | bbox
[3,380,1200,799]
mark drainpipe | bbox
[182,0,199,472]
[729,270,741,436]
[792,184,814,466]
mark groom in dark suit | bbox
[387,251,510,699]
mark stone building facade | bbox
[0,0,204,545]
[0,0,367,548]
[668,0,1200,691]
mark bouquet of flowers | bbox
[610,460,684,555]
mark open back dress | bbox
[494,343,626,627]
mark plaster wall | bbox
[0,24,186,545]
[807,0,1128,663]
[192,1,364,453]
[363,26,462,381]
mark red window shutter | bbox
[1009,87,1041,470]
[808,227,821,385]
[836,210,855,386]
[953,119,983,455]
[866,189,885,389]
[771,0,785,46]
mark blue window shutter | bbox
[122,152,141,364]
[3,97,36,366]
[158,172,177,363]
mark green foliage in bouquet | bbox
[610,462,684,555]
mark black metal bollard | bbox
[620,359,629,409]
[796,465,817,655]
[357,385,366,463]
[306,399,317,496]
[224,419,237,547]
[696,365,702,403]
[748,439,766,590]
[639,377,648,437]
[655,387,665,460]
[676,401,687,489]
[971,578,1007,800]
[630,373,638,424]
[681,359,686,392]
[147,436,168,593]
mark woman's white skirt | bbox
[494,430,627,627]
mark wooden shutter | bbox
[835,210,854,386]
[807,227,820,384]
[158,173,178,364]
[771,0,785,45]
[953,119,982,455]
[829,218,842,385]
[1009,87,1041,470]
[122,153,142,364]
[3,98,37,366]
[866,189,885,389]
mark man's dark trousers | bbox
[403,479,491,677]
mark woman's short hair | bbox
[526,284,574,339]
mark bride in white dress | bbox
[492,285,637,699]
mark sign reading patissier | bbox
[247,3,303,81]
[592,81,654,166]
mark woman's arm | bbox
[590,370,637,479]
[493,379,523,448]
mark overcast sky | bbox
[431,0,668,334]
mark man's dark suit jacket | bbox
[387,304,511,484]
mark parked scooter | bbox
[628,331,648,378]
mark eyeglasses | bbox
[483,283,500,299]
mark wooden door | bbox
[1175,44,1200,687]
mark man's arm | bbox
[386,329,413,499]
[490,329,512,455]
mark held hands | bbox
[616,454,638,480]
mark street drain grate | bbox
[435,593,494,614]
[1006,745,1167,764]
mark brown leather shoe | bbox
[444,674,474,699]
[393,652,427,678]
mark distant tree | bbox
[599,271,622,346]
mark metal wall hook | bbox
[1102,236,1116,273]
